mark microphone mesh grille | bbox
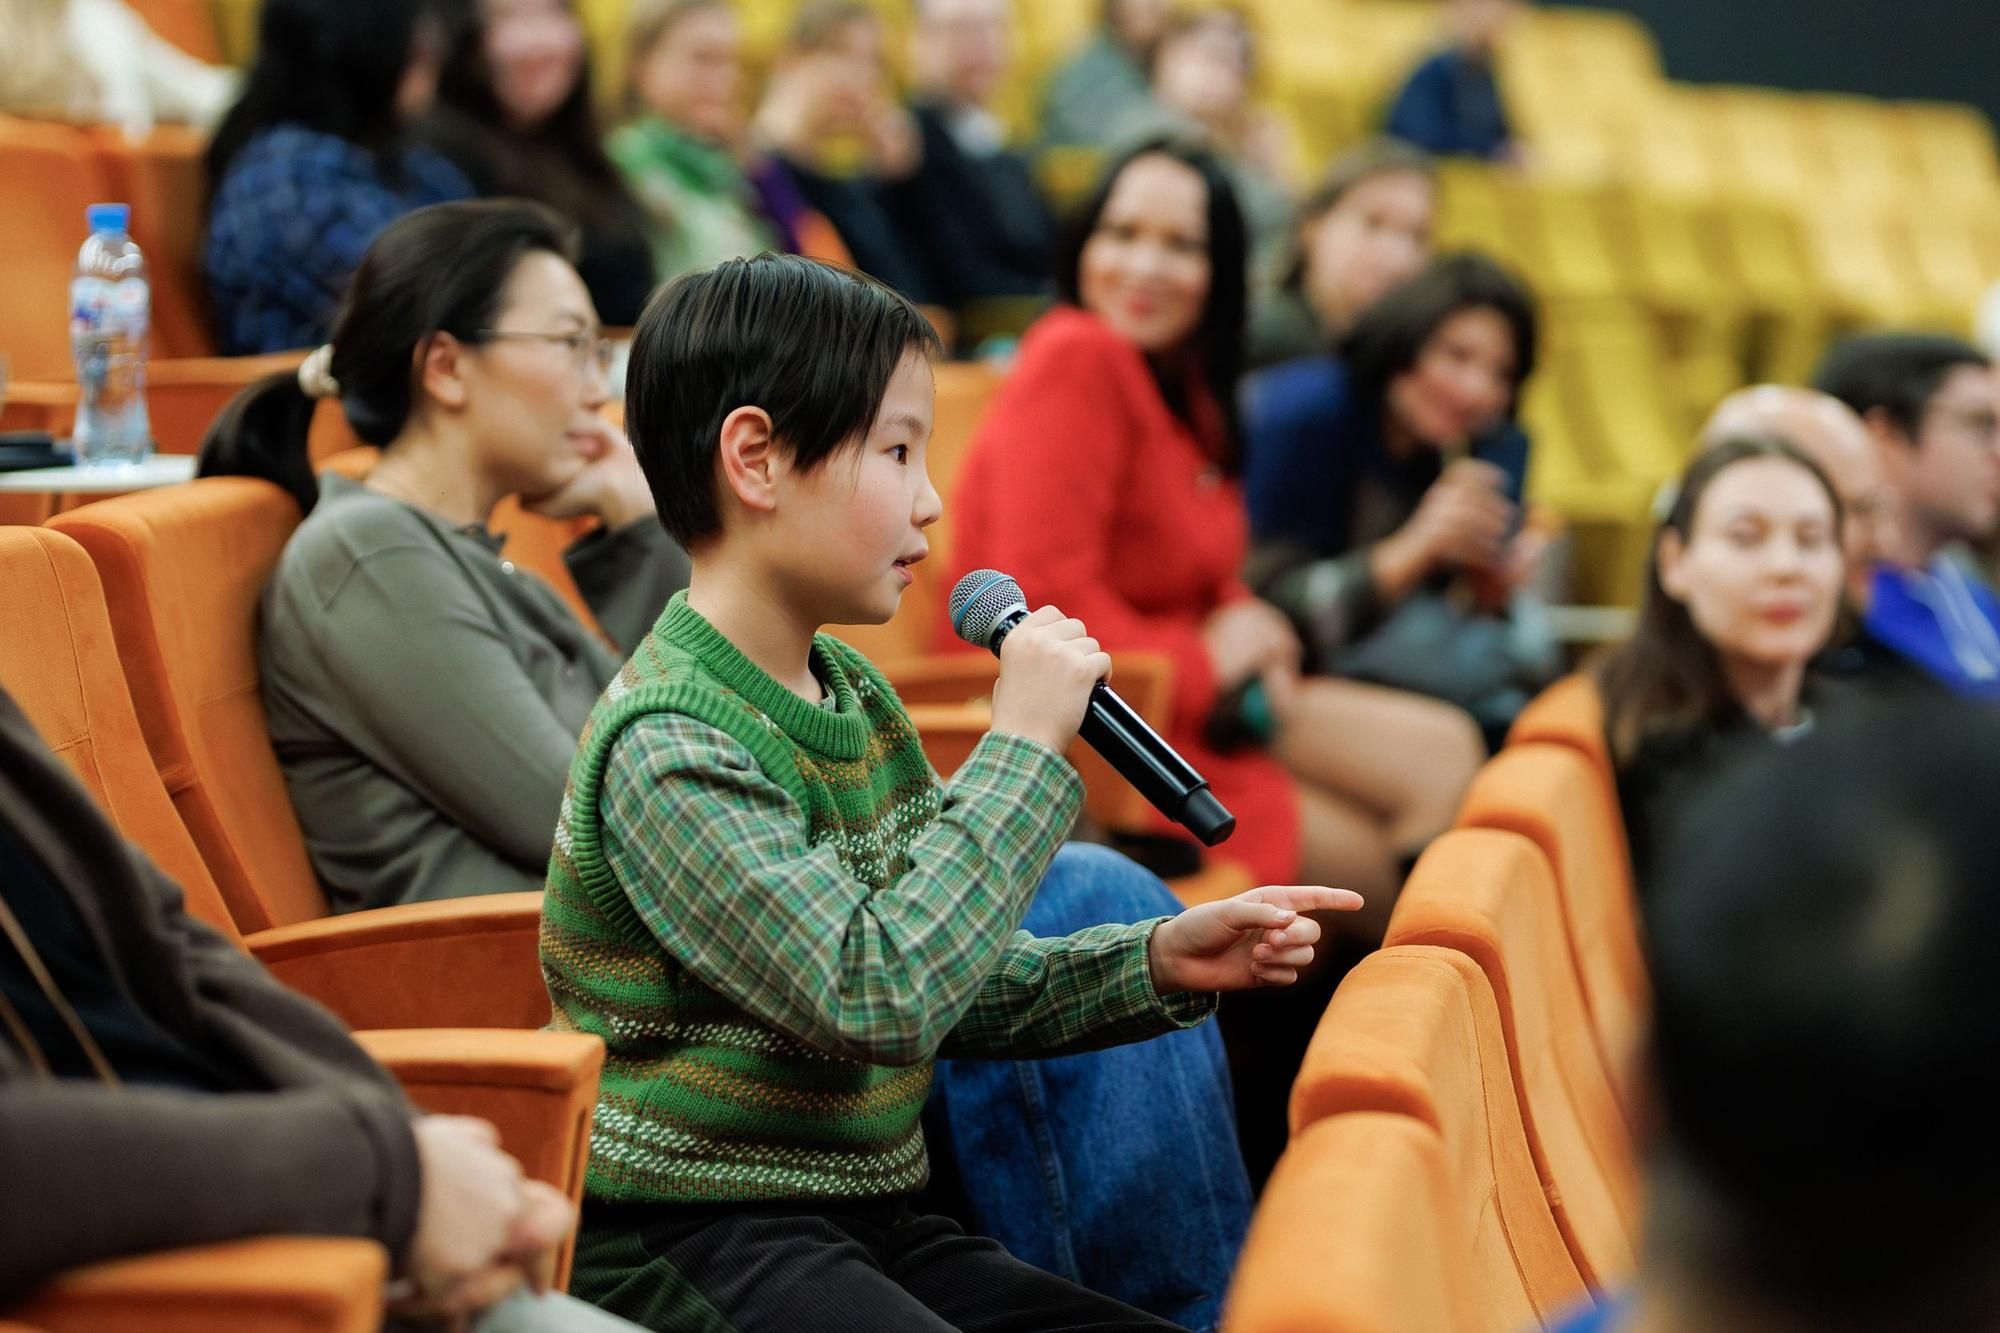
[948,569,1027,648]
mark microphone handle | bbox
[988,611,1236,846]
[1078,684,1213,823]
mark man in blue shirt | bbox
[1385,0,1521,161]
[1814,333,2000,697]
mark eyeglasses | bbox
[473,329,614,377]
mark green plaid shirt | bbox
[541,593,1212,1203]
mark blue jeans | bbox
[928,844,1252,1333]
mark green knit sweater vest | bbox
[541,592,945,1203]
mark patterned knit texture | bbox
[541,594,947,1204]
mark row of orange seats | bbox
[1224,677,1649,1331]
[0,496,602,1325]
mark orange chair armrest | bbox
[6,1237,387,1333]
[246,893,549,1032]
[354,1029,604,1292]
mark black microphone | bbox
[949,570,1237,847]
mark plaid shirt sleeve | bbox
[601,716,1098,1066]
[939,923,1216,1059]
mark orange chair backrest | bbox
[1288,945,1588,1326]
[0,527,243,943]
[50,478,328,932]
[1507,672,1614,784]
[1457,742,1647,1119]
[1387,829,1641,1288]
[132,352,306,454]
[89,125,215,362]
[125,0,226,61]
[1224,1113,1477,1333]
[0,117,114,381]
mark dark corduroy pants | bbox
[571,1197,1186,1333]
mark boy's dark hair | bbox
[1811,331,1992,444]
[626,255,942,547]
[199,199,577,514]
[1342,250,1538,423]
[1646,697,2000,1330]
[1057,136,1250,471]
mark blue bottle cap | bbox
[86,203,131,234]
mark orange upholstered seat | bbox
[1387,829,1641,1288]
[0,118,114,381]
[1223,1114,1476,1333]
[89,124,216,362]
[6,1236,388,1332]
[0,526,604,1290]
[1287,946,1590,1326]
[1456,742,1648,1119]
[43,482,552,1030]
[1507,673,1614,785]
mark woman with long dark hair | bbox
[422,0,657,326]
[948,137,1482,915]
[1243,251,1554,740]
[1598,437,1849,880]
[204,0,472,354]
[199,199,688,913]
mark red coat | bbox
[943,307,1301,883]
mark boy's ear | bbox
[716,405,781,516]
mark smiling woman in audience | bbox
[204,0,472,355]
[950,137,1482,919]
[1597,437,1849,883]
[198,199,688,913]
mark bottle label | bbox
[69,276,148,340]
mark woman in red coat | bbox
[947,138,1481,923]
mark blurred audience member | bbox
[424,0,656,326]
[0,0,237,129]
[950,139,1482,916]
[1597,439,1847,881]
[1815,334,2000,698]
[1116,8,1295,265]
[750,1,933,301]
[1040,0,1173,150]
[0,682,644,1332]
[199,201,687,913]
[1249,139,1437,367]
[886,0,1057,335]
[613,0,803,280]
[204,0,471,354]
[1551,696,2000,1332]
[1243,253,1554,740]
[1698,385,1897,611]
[1385,0,1520,162]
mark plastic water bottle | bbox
[70,203,153,466]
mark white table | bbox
[0,454,196,495]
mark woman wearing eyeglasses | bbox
[199,199,689,913]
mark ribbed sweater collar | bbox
[654,592,871,760]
